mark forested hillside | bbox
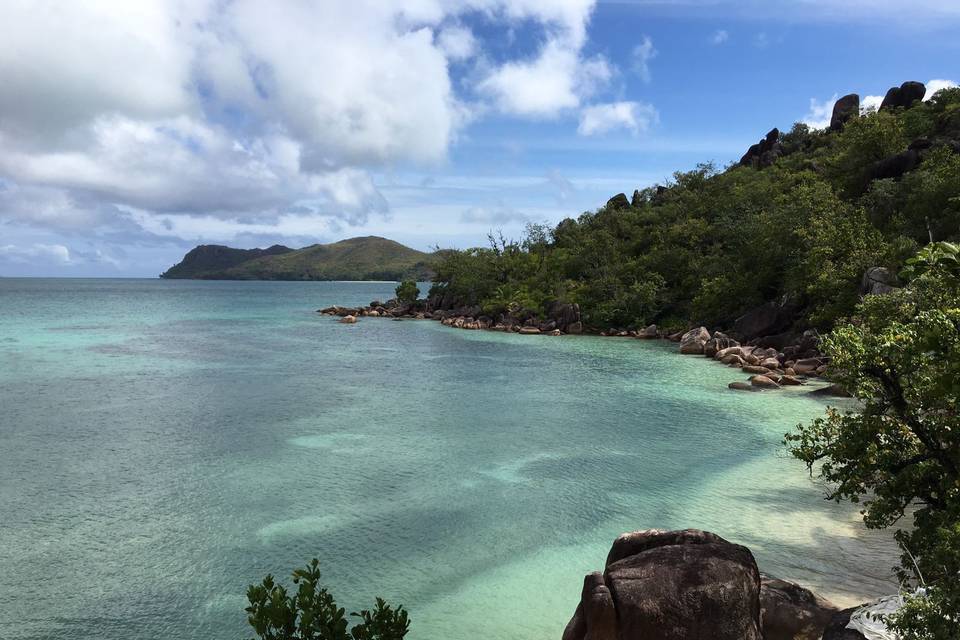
[428,83,960,336]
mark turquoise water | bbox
[0,279,898,640]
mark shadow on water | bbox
[0,279,899,639]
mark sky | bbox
[0,0,958,277]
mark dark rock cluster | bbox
[661,322,831,392]
[606,193,631,210]
[563,529,845,640]
[739,127,782,168]
[868,136,960,181]
[743,80,960,178]
[880,80,927,112]
[319,297,583,336]
[318,269,895,396]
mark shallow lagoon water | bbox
[0,279,898,640]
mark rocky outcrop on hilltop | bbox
[739,80,960,183]
[562,529,843,640]
[606,193,631,210]
[830,94,860,131]
[880,80,927,112]
[869,136,960,181]
[739,128,782,168]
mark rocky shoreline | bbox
[318,299,885,638]
[318,296,851,397]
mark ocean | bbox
[0,278,898,640]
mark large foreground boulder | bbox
[563,529,763,640]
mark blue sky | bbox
[0,0,957,277]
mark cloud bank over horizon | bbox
[1,0,958,275]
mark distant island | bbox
[160,236,435,281]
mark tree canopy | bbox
[787,243,960,638]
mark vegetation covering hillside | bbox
[429,85,960,335]
[159,244,293,278]
[161,236,434,281]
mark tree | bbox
[245,558,410,640]
[899,147,960,243]
[786,243,960,638]
[395,280,420,304]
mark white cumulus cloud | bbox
[862,95,884,113]
[479,41,612,117]
[437,25,477,60]
[632,36,658,83]
[578,102,659,136]
[925,79,959,100]
[0,0,625,254]
[476,0,613,117]
[801,94,837,130]
[0,243,72,265]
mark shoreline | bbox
[318,298,850,398]
[319,296,889,639]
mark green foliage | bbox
[786,246,960,635]
[826,109,907,195]
[395,280,420,304]
[888,520,960,639]
[899,148,960,242]
[245,559,410,640]
[431,94,958,337]
[785,183,887,326]
[901,241,960,281]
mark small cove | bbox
[0,278,899,640]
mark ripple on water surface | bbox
[0,279,899,640]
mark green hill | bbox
[160,236,434,281]
[159,244,294,278]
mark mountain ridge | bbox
[160,236,434,281]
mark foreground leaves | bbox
[786,244,960,638]
[245,559,410,640]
